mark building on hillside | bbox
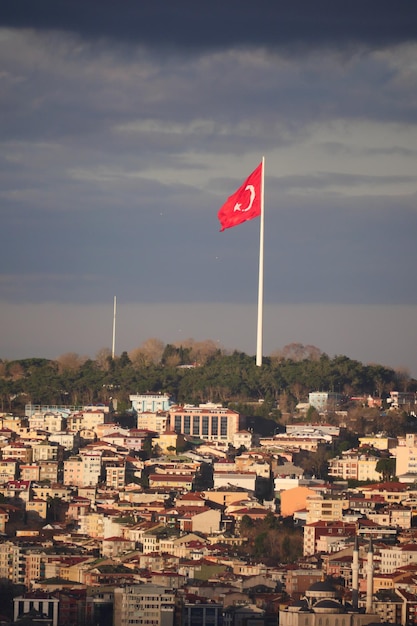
[395,434,417,479]
[113,584,175,626]
[136,411,170,434]
[1,442,33,463]
[14,593,59,626]
[359,435,397,451]
[306,494,349,525]
[328,454,382,482]
[64,450,102,487]
[49,431,80,451]
[28,412,64,433]
[130,393,174,413]
[169,404,240,444]
[303,521,357,556]
[31,441,62,462]
[286,423,340,437]
[308,392,343,413]
[280,486,317,518]
[388,391,417,409]
[0,459,18,482]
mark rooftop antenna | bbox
[112,296,117,359]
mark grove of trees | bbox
[0,340,414,418]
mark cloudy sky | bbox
[1,1,417,375]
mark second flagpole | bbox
[256,156,265,367]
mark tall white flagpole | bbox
[112,296,117,359]
[256,156,265,367]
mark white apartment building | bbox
[130,393,173,413]
[379,544,417,573]
[49,431,80,450]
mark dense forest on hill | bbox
[0,341,415,415]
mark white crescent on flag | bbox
[233,184,255,212]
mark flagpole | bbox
[112,296,117,359]
[256,156,265,367]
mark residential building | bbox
[136,411,170,434]
[113,583,175,626]
[303,521,357,556]
[306,494,349,525]
[130,393,174,413]
[28,412,64,433]
[0,459,18,482]
[1,442,33,464]
[31,441,62,462]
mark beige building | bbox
[31,441,61,462]
[136,411,169,434]
[168,403,240,444]
[20,464,41,482]
[64,450,102,487]
[359,436,397,451]
[114,584,175,626]
[0,459,18,482]
[28,412,64,433]
[1,443,32,464]
[105,463,126,489]
[395,434,417,478]
[306,494,349,525]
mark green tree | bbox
[375,457,396,481]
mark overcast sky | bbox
[1,1,417,376]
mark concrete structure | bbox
[169,404,240,444]
[130,393,173,413]
[306,494,349,525]
[395,434,417,478]
[14,593,59,626]
[28,412,64,433]
[308,392,343,412]
[113,583,175,626]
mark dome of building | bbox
[312,599,346,614]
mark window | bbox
[220,416,228,437]
[211,416,218,436]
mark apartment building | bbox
[113,584,175,626]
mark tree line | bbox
[0,340,414,414]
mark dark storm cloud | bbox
[2,0,417,50]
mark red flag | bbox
[218,162,262,232]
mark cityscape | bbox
[2,2,417,625]
[1,348,417,625]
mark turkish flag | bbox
[218,162,263,232]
